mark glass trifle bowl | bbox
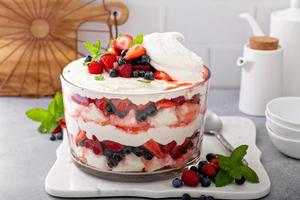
[61,32,211,181]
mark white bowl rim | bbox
[265,110,300,133]
[266,97,300,127]
[265,122,300,143]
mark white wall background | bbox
[79,0,290,88]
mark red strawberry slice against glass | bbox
[156,99,176,110]
[116,34,133,50]
[102,140,124,152]
[162,140,177,153]
[189,94,201,104]
[100,54,117,72]
[71,94,90,106]
[95,98,108,114]
[154,71,173,81]
[170,146,183,159]
[124,44,146,60]
[88,61,104,74]
[172,96,186,106]
[143,139,166,159]
[118,64,133,78]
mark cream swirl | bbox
[143,32,204,83]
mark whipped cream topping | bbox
[143,32,204,82]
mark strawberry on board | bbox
[156,99,176,110]
[100,54,117,72]
[143,139,166,159]
[118,64,133,78]
[88,61,104,74]
[154,71,173,81]
[124,44,146,60]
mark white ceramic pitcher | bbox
[240,0,300,96]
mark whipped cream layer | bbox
[143,32,204,83]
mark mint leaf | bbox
[39,119,58,134]
[131,33,144,46]
[48,100,56,116]
[95,74,104,81]
[54,92,64,121]
[229,166,243,180]
[230,145,248,165]
[26,108,51,122]
[138,79,151,84]
[215,169,234,187]
[240,166,259,183]
[218,155,232,171]
[84,40,101,57]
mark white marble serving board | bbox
[45,117,271,199]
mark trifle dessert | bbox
[61,32,210,175]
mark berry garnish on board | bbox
[181,170,199,187]
[88,61,103,74]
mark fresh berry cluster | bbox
[49,119,66,141]
[83,34,174,82]
[75,131,196,168]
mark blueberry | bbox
[140,54,151,64]
[206,196,215,200]
[199,195,207,200]
[106,102,115,114]
[103,148,113,157]
[132,147,144,157]
[79,139,86,147]
[139,70,145,77]
[180,147,188,154]
[117,57,126,65]
[145,102,157,116]
[136,110,148,122]
[121,49,128,57]
[143,150,153,160]
[112,152,124,162]
[84,55,92,63]
[109,69,118,77]
[132,70,139,78]
[189,166,198,173]
[200,176,211,187]
[107,158,118,168]
[144,71,154,80]
[116,111,128,118]
[198,160,208,171]
[172,178,183,188]
[56,132,63,140]
[50,134,56,141]
[206,153,216,162]
[182,193,191,200]
[235,176,246,185]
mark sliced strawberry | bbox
[88,61,104,74]
[124,44,146,60]
[172,96,186,106]
[154,71,173,81]
[115,34,133,50]
[162,140,177,153]
[201,164,217,177]
[102,140,124,152]
[85,140,93,149]
[111,40,122,55]
[118,64,133,78]
[181,138,191,148]
[71,94,90,106]
[110,99,132,113]
[170,146,183,159]
[59,119,66,128]
[52,126,62,134]
[133,64,151,71]
[156,99,176,110]
[143,139,166,159]
[100,54,117,72]
[189,94,200,104]
[95,98,108,114]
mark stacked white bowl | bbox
[265,97,300,159]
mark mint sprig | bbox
[26,92,64,134]
[83,40,102,65]
[137,79,151,84]
[215,145,259,187]
[131,33,144,47]
[95,74,104,81]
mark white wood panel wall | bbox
[79,0,290,88]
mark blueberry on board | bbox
[140,54,151,64]
[50,134,56,141]
[136,110,148,122]
[198,160,208,171]
[182,193,191,200]
[120,49,128,57]
[206,153,216,162]
[172,178,183,188]
[84,55,92,63]
[144,71,154,80]
[117,57,126,66]
[56,132,63,140]
[189,166,198,173]
[235,176,246,185]
[200,176,211,187]
[132,70,139,78]
[139,70,146,77]
[109,69,118,77]
[199,195,207,200]
[143,150,153,160]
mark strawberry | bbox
[100,54,117,72]
[170,146,183,159]
[162,140,177,153]
[181,170,199,187]
[143,139,166,159]
[189,94,200,104]
[116,34,133,50]
[85,140,93,149]
[172,96,186,106]
[110,99,132,113]
[102,140,124,152]
[124,44,146,60]
[52,126,62,134]
[156,99,175,110]
[201,164,217,177]
[88,61,104,74]
[95,98,108,114]
[154,71,173,81]
[118,64,133,78]
[71,94,90,106]
[59,119,66,128]
[111,40,122,55]
[133,64,151,71]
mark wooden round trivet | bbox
[249,36,279,50]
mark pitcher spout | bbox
[239,13,265,36]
